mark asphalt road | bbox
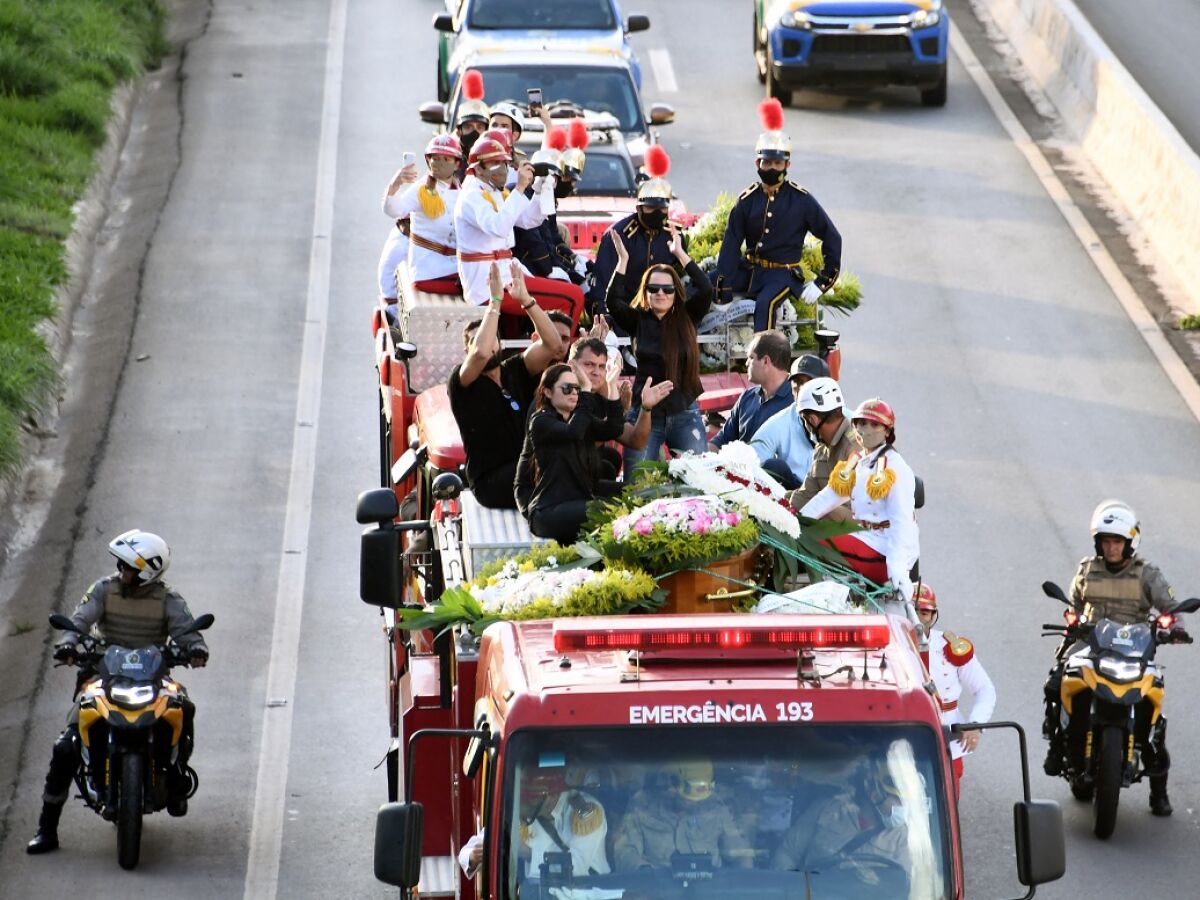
[0,0,1198,897]
[1072,0,1200,154]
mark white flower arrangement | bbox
[475,568,597,616]
[669,442,801,538]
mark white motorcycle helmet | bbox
[109,529,171,585]
[1090,500,1140,558]
[488,101,525,138]
[797,377,844,414]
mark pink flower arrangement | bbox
[611,496,743,542]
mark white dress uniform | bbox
[376,224,409,299]
[926,629,996,759]
[383,179,460,282]
[522,789,611,880]
[454,174,547,304]
[799,444,920,599]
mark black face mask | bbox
[459,128,481,154]
[757,167,785,185]
[554,180,575,200]
[639,209,667,230]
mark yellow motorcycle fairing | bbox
[1061,668,1163,723]
[77,682,183,747]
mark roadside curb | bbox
[979,0,1200,317]
[0,83,141,533]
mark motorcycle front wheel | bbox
[1093,724,1124,839]
[117,753,144,869]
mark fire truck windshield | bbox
[496,724,951,899]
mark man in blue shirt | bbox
[752,354,830,489]
[709,331,793,451]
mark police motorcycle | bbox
[48,611,214,869]
[1040,581,1198,838]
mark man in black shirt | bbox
[447,262,564,508]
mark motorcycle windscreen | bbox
[496,724,952,900]
[100,645,166,682]
[1090,621,1152,658]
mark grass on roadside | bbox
[0,0,168,478]
[1179,314,1200,331]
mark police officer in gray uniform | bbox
[27,530,209,854]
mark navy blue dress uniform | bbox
[587,144,678,314]
[515,214,585,284]
[713,99,842,331]
[714,180,841,331]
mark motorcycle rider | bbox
[27,530,209,854]
[1041,500,1183,815]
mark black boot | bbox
[1042,702,1063,776]
[26,802,63,854]
[1150,775,1173,817]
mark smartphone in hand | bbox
[526,87,543,112]
[402,151,416,166]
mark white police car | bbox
[434,0,650,101]
[420,49,674,166]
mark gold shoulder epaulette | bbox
[787,180,809,194]
[739,182,761,201]
[942,631,975,666]
[622,218,639,238]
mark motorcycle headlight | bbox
[781,11,812,29]
[109,683,157,707]
[911,10,941,28]
[1096,657,1144,682]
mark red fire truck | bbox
[356,491,1065,899]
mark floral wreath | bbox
[669,442,800,538]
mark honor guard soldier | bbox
[453,69,491,181]
[914,585,995,793]
[714,99,842,331]
[383,133,462,294]
[587,145,678,314]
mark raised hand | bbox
[640,376,674,410]
[516,162,535,191]
[588,315,610,341]
[488,262,504,302]
[509,260,533,306]
[570,360,593,393]
[667,220,689,263]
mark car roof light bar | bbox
[552,615,891,653]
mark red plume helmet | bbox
[758,98,785,132]
[568,118,590,150]
[546,126,568,151]
[644,144,670,178]
[462,69,485,101]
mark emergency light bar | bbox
[552,615,892,653]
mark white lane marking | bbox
[241,0,347,897]
[649,48,678,93]
[949,26,1200,426]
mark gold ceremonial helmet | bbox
[755,129,792,161]
[455,98,490,128]
[561,147,586,179]
[637,176,672,208]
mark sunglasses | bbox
[646,283,676,295]
[558,383,581,395]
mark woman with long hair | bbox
[523,363,624,543]
[605,222,713,466]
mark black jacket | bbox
[522,392,625,517]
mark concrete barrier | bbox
[980,0,1200,313]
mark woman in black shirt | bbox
[605,223,712,467]
[524,363,625,544]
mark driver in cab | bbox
[613,758,751,871]
[772,759,913,887]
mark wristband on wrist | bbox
[521,299,536,310]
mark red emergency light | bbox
[552,615,892,653]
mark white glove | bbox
[801,281,824,304]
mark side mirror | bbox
[913,476,925,510]
[49,613,81,633]
[357,488,401,525]
[1013,800,1066,885]
[418,101,447,125]
[625,14,650,34]
[648,103,674,126]
[361,526,402,608]
[432,12,454,32]
[431,471,464,501]
[1171,596,1200,615]
[374,802,424,887]
[395,341,418,361]
[183,613,216,635]
[1042,581,1070,605]
[814,329,840,357]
